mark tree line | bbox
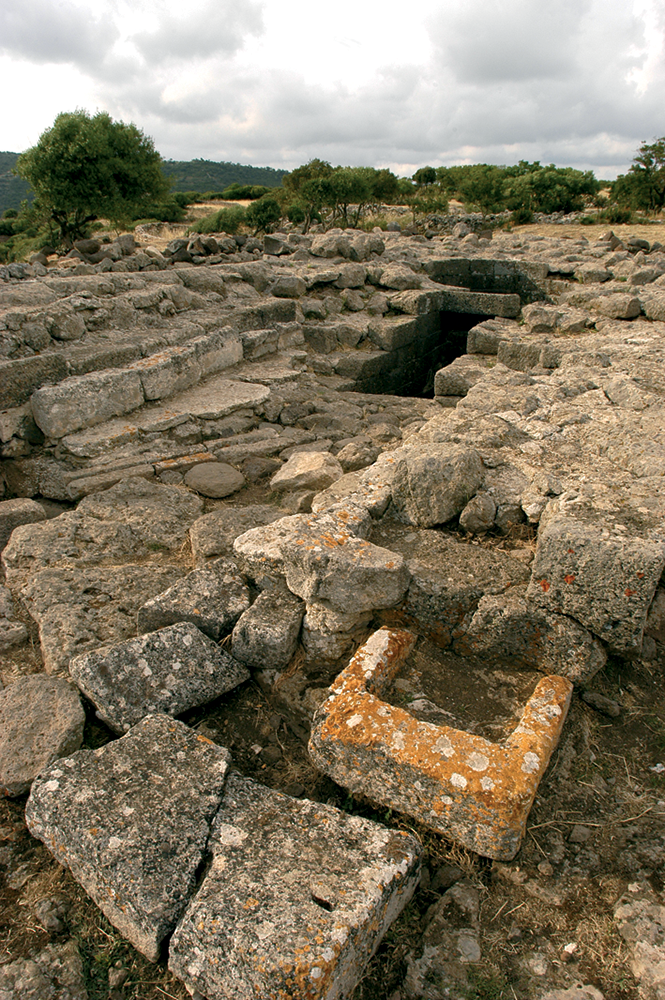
[1,110,664,262]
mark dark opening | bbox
[393,310,489,398]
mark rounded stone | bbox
[184,463,245,498]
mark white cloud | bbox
[0,0,118,68]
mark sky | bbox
[0,0,663,179]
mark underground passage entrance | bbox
[376,310,489,398]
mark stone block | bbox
[31,368,145,439]
[0,497,46,552]
[189,505,283,565]
[168,771,421,1000]
[457,586,607,683]
[0,354,69,410]
[70,621,249,733]
[496,339,542,371]
[164,376,270,420]
[434,355,494,397]
[231,588,305,671]
[138,559,250,640]
[367,315,419,352]
[466,318,515,355]
[26,715,231,961]
[391,442,484,527]
[526,496,665,655]
[309,628,572,860]
[0,675,85,796]
[270,450,344,493]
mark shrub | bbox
[511,207,534,224]
[189,205,246,234]
[600,205,632,224]
[245,197,281,233]
[286,202,306,225]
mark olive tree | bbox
[17,110,170,244]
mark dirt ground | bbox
[1,480,664,1000]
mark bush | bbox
[286,202,306,225]
[3,208,18,219]
[600,205,632,224]
[245,197,281,233]
[511,207,534,224]
[189,205,246,234]
[579,214,598,225]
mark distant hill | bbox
[161,159,287,193]
[0,152,32,214]
[0,153,286,216]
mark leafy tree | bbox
[612,138,665,212]
[413,166,436,186]
[16,110,170,244]
[189,205,246,234]
[456,164,505,213]
[502,163,599,216]
[245,196,281,234]
[370,168,400,205]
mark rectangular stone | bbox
[31,368,145,439]
[70,621,249,732]
[309,628,573,861]
[163,375,270,420]
[168,772,421,1000]
[26,715,231,962]
[234,299,297,332]
[367,316,419,351]
[0,354,69,409]
[437,286,521,318]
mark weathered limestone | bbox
[26,715,231,961]
[31,368,145,438]
[138,559,250,640]
[189,504,283,565]
[391,443,484,527]
[168,771,421,1000]
[309,628,572,860]
[70,621,249,732]
[0,675,85,796]
[614,882,665,1000]
[270,450,344,493]
[183,461,245,497]
[231,588,305,671]
[527,495,665,655]
[0,497,46,552]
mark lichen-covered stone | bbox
[70,621,249,732]
[231,588,305,670]
[527,495,665,655]
[0,675,85,796]
[189,504,283,565]
[270,451,344,493]
[138,558,250,640]
[309,628,572,860]
[26,715,231,962]
[168,772,421,1000]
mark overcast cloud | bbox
[0,0,663,178]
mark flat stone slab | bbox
[22,563,182,675]
[309,628,573,861]
[168,772,421,1000]
[270,450,344,493]
[160,376,270,420]
[184,461,245,497]
[26,715,231,962]
[189,504,283,565]
[0,675,85,796]
[31,367,145,439]
[70,621,249,733]
[138,558,250,640]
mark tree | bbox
[16,110,170,244]
[413,166,436,186]
[245,196,281,234]
[613,138,665,213]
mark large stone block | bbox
[231,588,305,671]
[391,443,484,527]
[270,450,344,493]
[189,504,283,565]
[26,715,231,961]
[168,772,421,1000]
[70,621,249,732]
[31,368,145,438]
[0,675,85,796]
[526,496,665,655]
[309,628,572,860]
[0,497,46,552]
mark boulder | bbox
[138,558,250,640]
[0,497,46,552]
[184,461,245,497]
[189,504,283,565]
[391,443,484,527]
[270,451,344,493]
[231,588,305,671]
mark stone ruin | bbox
[1,221,664,999]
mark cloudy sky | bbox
[0,0,663,178]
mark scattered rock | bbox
[184,461,245,497]
[270,450,344,493]
[138,558,250,640]
[231,588,305,672]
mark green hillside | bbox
[0,152,32,213]
[161,159,286,193]
[0,153,286,216]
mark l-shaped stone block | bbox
[309,627,573,861]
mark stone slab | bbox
[168,771,421,1000]
[159,375,270,420]
[70,621,249,733]
[21,564,183,675]
[309,628,572,861]
[138,559,250,640]
[0,675,85,797]
[189,505,283,565]
[0,497,46,552]
[31,367,145,439]
[26,714,231,961]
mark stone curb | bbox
[309,627,573,860]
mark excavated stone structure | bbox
[2,222,665,998]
